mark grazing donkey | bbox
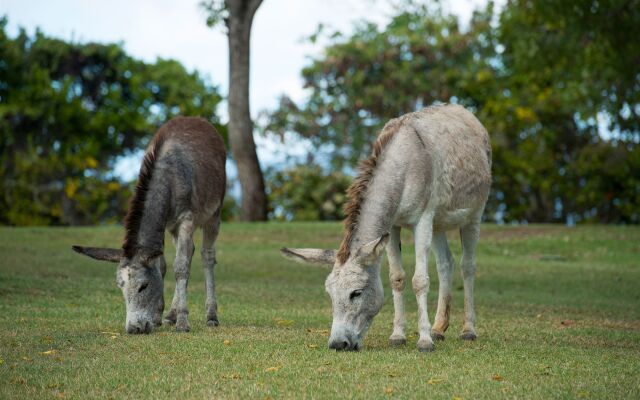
[282,104,491,352]
[72,117,226,334]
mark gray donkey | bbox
[73,117,226,334]
[282,104,491,352]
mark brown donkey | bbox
[73,117,226,334]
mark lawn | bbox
[0,223,639,399]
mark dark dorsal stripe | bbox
[122,132,169,259]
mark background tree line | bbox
[0,17,226,225]
[266,0,639,224]
[1,0,639,226]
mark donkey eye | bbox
[138,283,149,293]
[350,290,363,300]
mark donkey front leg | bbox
[413,213,435,352]
[166,217,196,332]
[431,232,454,341]
[202,214,221,327]
[459,222,480,340]
[387,226,407,346]
[163,239,179,326]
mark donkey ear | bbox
[72,246,122,263]
[355,233,390,265]
[280,248,336,267]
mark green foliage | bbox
[220,183,241,222]
[266,1,640,223]
[267,164,351,221]
[200,0,228,28]
[0,17,224,225]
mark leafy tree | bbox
[202,0,268,221]
[0,18,224,225]
[492,0,640,223]
[266,1,639,223]
[267,164,351,221]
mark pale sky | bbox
[2,0,493,179]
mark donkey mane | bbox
[122,130,170,259]
[336,117,404,264]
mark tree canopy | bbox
[0,17,224,225]
[266,0,639,223]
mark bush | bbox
[267,165,351,221]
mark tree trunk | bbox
[226,0,267,221]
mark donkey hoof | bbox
[460,332,477,341]
[206,318,220,327]
[389,337,406,347]
[163,311,177,326]
[431,331,446,341]
[176,319,190,332]
[417,339,435,352]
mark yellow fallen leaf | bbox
[307,344,318,349]
[101,331,120,336]
[492,374,503,381]
[223,340,231,345]
[41,350,57,355]
[274,318,294,326]
[388,372,398,377]
[265,366,281,372]
[453,397,463,400]
[306,328,329,334]
[428,378,445,385]
[384,386,394,394]
[47,383,60,389]
[22,356,32,361]
[110,335,117,339]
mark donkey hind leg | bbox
[413,212,435,352]
[165,215,196,332]
[460,222,480,340]
[387,226,407,346]
[202,212,221,327]
[431,232,454,341]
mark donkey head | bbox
[71,246,164,334]
[281,233,389,351]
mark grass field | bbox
[0,223,639,399]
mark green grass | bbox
[1,223,639,399]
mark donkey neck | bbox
[133,167,172,253]
[348,162,403,254]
